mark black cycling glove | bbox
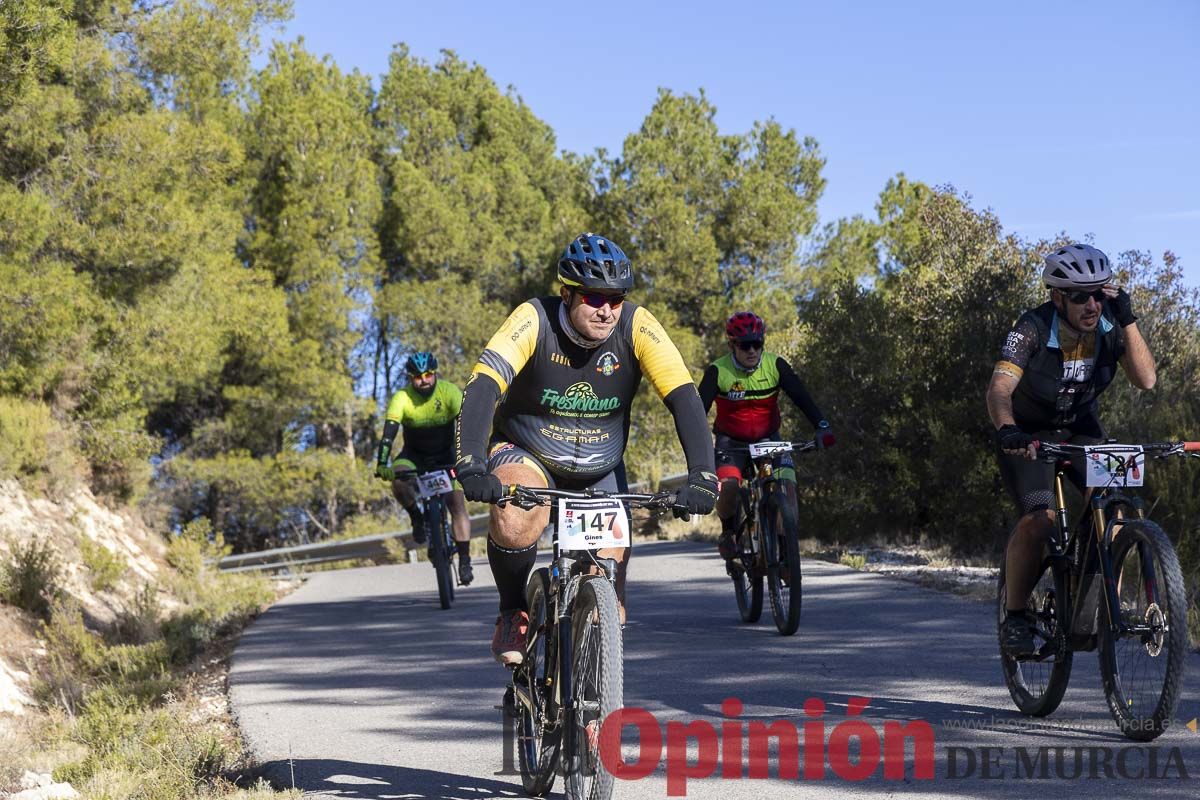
[996,424,1034,453]
[1110,287,1138,328]
[673,469,719,520]
[456,456,504,504]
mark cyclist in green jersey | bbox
[375,352,474,585]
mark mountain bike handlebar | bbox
[494,485,678,511]
[1033,440,1200,462]
[714,440,819,456]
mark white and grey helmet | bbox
[1042,243,1111,290]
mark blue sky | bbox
[265,0,1200,283]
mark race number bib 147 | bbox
[1083,446,1145,488]
[557,499,630,550]
[418,470,455,498]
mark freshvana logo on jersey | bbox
[540,382,620,412]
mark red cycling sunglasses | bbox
[578,291,626,309]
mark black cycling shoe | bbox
[407,508,427,544]
[717,532,738,560]
[458,559,474,586]
[1000,609,1037,658]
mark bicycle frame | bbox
[503,485,673,785]
[729,441,814,569]
[1040,441,1187,652]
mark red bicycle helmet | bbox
[726,312,766,341]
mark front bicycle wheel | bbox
[517,568,560,795]
[730,497,763,623]
[998,558,1072,716]
[565,576,623,800]
[1099,520,1187,741]
[429,500,454,609]
[762,492,802,635]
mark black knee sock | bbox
[488,538,537,611]
[456,540,471,561]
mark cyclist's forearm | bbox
[376,420,400,465]
[1120,323,1157,391]
[986,374,1018,429]
[456,373,501,464]
[664,384,716,473]
[777,360,825,427]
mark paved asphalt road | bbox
[229,540,1200,799]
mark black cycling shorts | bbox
[395,446,456,474]
[486,439,619,492]
[996,416,1105,516]
[714,431,795,482]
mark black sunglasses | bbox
[735,340,764,351]
[1065,288,1105,305]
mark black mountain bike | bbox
[997,440,1195,740]
[397,466,460,610]
[718,440,814,636]
[499,485,675,800]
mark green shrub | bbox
[1,537,63,619]
[78,536,126,592]
[112,583,162,645]
[839,552,867,570]
[0,397,77,493]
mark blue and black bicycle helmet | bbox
[405,352,438,374]
[557,233,634,291]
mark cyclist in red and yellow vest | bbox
[698,312,835,559]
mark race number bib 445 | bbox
[557,499,630,550]
[1083,446,1145,488]
[418,470,455,498]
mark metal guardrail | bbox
[217,472,687,573]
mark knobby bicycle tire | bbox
[1099,520,1187,741]
[428,498,454,610]
[731,495,763,623]
[564,576,623,800]
[518,567,560,796]
[998,558,1072,716]
[763,491,802,635]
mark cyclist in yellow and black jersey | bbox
[456,232,718,666]
[375,352,474,584]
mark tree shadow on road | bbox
[251,757,527,800]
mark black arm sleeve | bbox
[455,374,501,465]
[663,384,716,474]
[377,419,400,465]
[697,364,719,413]
[776,357,826,428]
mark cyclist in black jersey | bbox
[986,244,1157,656]
[456,233,718,666]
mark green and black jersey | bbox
[384,380,463,456]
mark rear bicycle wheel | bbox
[730,501,763,623]
[428,500,454,609]
[517,568,560,795]
[1099,520,1187,741]
[763,491,802,635]
[998,558,1072,716]
[564,577,622,800]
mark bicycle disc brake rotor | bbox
[1142,602,1166,657]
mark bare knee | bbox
[489,463,548,549]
